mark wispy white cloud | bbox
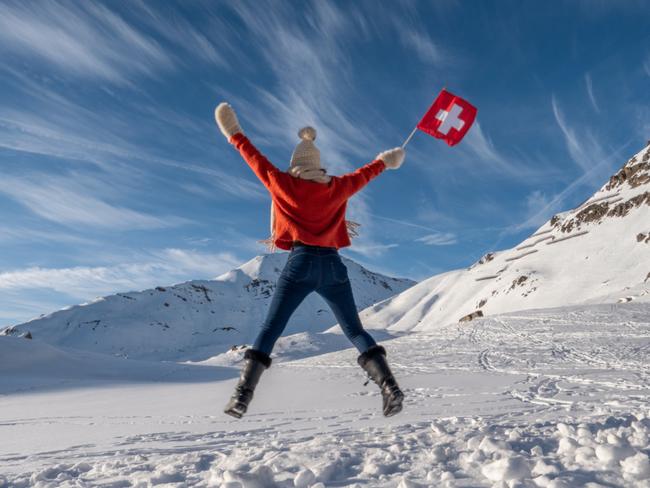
[369,212,450,234]
[0,109,267,201]
[636,106,650,141]
[0,1,172,84]
[463,122,504,164]
[395,22,444,65]
[131,1,232,68]
[0,38,265,203]
[227,3,379,168]
[386,0,446,66]
[0,225,96,245]
[552,95,603,183]
[509,142,633,233]
[0,248,242,299]
[462,122,533,178]
[518,190,557,231]
[367,210,463,246]
[511,180,587,234]
[333,208,459,257]
[415,232,458,246]
[525,190,551,214]
[0,174,188,230]
[345,241,399,259]
[584,72,600,113]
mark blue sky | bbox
[0,0,649,326]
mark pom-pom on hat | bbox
[290,126,321,169]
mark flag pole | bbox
[401,126,417,149]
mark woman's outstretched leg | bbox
[252,275,313,355]
[225,271,313,418]
[316,277,377,353]
[316,259,404,416]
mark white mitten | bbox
[376,147,405,169]
[214,102,243,139]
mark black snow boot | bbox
[357,345,404,417]
[224,349,272,419]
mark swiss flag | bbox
[416,89,477,146]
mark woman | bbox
[214,103,405,418]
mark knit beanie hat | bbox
[290,127,320,170]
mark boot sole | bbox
[224,407,244,419]
[384,402,403,417]
[224,401,247,419]
[384,393,404,417]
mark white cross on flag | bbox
[416,89,477,146]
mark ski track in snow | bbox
[2,304,650,487]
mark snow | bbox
[1,144,649,487]
[481,455,531,482]
[0,336,235,396]
[621,453,650,481]
[2,303,650,487]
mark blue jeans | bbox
[252,244,378,356]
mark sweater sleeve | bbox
[230,133,279,189]
[337,159,386,198]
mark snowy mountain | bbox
[5,253,415,361]
[353,143,650,333]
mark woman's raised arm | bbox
[214,102,279,189]
[337,147,405,198]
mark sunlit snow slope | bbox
[354,143,650,333]
[5,253,414,361]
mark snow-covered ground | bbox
[2,303,650,487]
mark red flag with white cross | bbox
[402,88,477,148]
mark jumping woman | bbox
[215,103,405,418]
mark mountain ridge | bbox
[5,252,415,361]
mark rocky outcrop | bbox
[562,203,608,232]
[510,275,529,290]
[459,310,484,323]
[608,192,650,218]
[557,192,650,233]
[607,149,650,190]
[470,253,495,270]
[0,326,32,339]
[551,146,650,233]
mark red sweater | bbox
[231,133,386,250]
